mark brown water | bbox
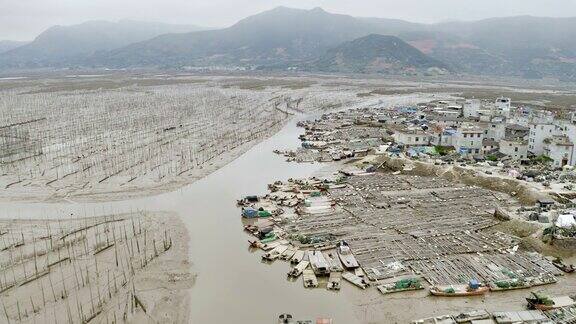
[0,116,359,323]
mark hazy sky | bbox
[2,0,576,40]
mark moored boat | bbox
[342,271,369,289]
[290,250,305,265]
[337,241,359,270]
[430,280,488,297]
[377,278,423,294]
[288,260,310,278]
[279,247,297,261]
[262,245,288,261]
[308,250,330,276]
[327,272,342,290]
[552,258,575,273]
[526,292,575,311]
[303,269,318,288]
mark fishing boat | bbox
[430,280,488,297]
[342,272,369,289]
[377,278,423,294]
[279,247,297,261]
[453,310,491,323]
[303,269,318,288]
[337,241,359,270]
[262,245,288,261]
[527,292,575,311]
[323,251,344,272]
[489,277,531,291]
[290,250,305,265]
[288,260,310,278]
[308,251,330,276]
[552,258,575,273]
[327,272,342,291]
[260,239,288,251]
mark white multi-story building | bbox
[392,128,432,147]
[544,136,574,168]
[495,97,512,117]
[454,126,485,156]
[463,99,481,118]
[485,117,506,141]
[499,138,528,160]
[529,123,559,155]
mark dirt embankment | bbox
[377,155,551,206]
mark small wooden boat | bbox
[327,272,342,291]
[342,272,369,289]
[290,250,305,265]
[279,247,297,261]
[308,251,330,276]
[430,284,488,297]
[489,278,531,291]
[323,251,344,272]
[453,310,490,323]
[303,269,318,288]
[248,240,258,248]
[262,245,288,261]
[337,241,359,270]
[377,278,423,295]
[288,260,309,278]
[527,293,575,311]
[552,259,575,273]
[261,239,288,251]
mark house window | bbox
[415,137,419,142]
[475,149,480,153]
[514,147,518,152]
[463,134,467,138]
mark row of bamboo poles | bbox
[0,84,288,193]
[0,213,173,323]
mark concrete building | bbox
[454,126,485,156]
[504,124,529,140]
[528,124,559,155]
[482,138,499,154]
[431,128,456,147]
[463,99,481,118]
[543,136,574,168]
[495,97,512,117]
[392,128,433,147]
[499,138,528,160]
[485,117,507,141]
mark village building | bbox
[495,97,512,117]
[543,135,574,167]
[482,138,499,154]
[463,99,481,118]
[392,127,433,147]
[499,138,528,160]
[505,124,530,140]
[453,126,485,156]
[529,123,560,155]
[485,116,507,141]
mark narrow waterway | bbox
[1,116,359,323]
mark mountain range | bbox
[310,34,448,74]
[0,20,204,68]
[1,7,576,80]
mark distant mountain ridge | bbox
[0,20,205,68]
[1,7,576,80]
[90,7,391,68]
[0,40,29,54]
[310,34,448,74]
